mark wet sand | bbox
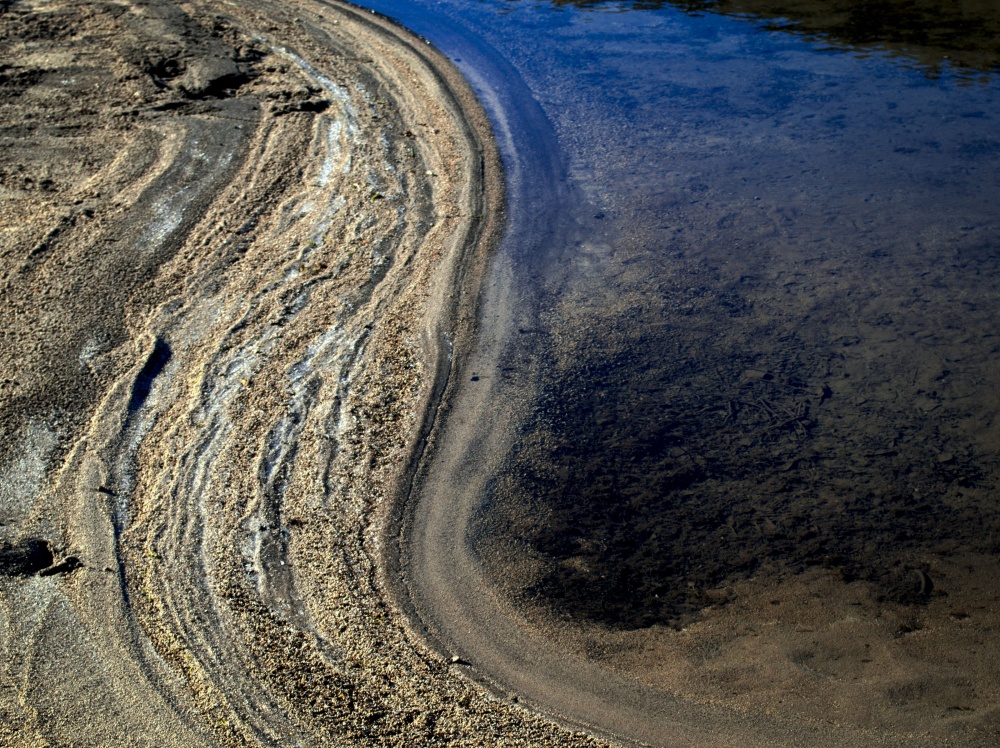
[0,0,599,744]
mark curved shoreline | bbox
[382,6,1000,748]
[3,2,996,746]
[0,1,600,744]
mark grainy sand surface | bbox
[0,1,603,744]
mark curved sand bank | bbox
[0,1,602,744]
[6,2,995,747]
[385,7,1000,748]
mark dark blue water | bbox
[358,0,1000,629]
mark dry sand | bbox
[0,0,601,744]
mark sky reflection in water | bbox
[359,0,1000,633]
[502,0,1000,79]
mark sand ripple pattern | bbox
[0,1,596,745]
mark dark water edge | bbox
[508,0,1000,79]
[471,241,1000,628]
[359,0,1000,633]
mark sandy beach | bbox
[0,0,601,744]
[4,1,1000,747]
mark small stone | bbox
[177,57,247,99]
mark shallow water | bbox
[361,0,1000,646]
[348,0,1000,738]
[362,0,1000,628]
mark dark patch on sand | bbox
[0,538,53,576]
[128,338,171,413]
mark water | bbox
[359,0,1000,734]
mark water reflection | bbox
[505,0,1000,77]
[371,0,1000,736]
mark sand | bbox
[3,1,997,747]
[0,0,600,744]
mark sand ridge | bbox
[0,0,604,744]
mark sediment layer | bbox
[0,1,602,744]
